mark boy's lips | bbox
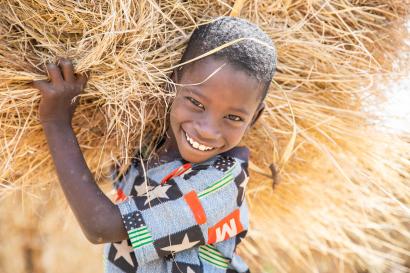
[183,130,216,152]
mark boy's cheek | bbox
[170,101,192,121]
[170,97,184,112]
[228,127,248,147]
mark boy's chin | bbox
[180,152,214,164]
[178,145,218,164]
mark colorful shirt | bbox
[103,147,251,273]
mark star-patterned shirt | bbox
[103,147,251,273]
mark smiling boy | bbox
[33,17,276,273]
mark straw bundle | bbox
[1,0,409,272]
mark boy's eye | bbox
[186,97,204,110]
[225,114,243,122]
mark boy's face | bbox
[169,56,264,163]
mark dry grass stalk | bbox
[0,0,409,272]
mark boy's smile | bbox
[167,56,264,163]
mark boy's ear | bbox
[249,102,265,128]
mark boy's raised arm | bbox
[33,59,127,243]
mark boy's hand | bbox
[32,59,88,125]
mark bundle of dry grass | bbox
[1,0,409,272]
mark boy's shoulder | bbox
[111,146,250,197]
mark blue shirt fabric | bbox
[103,147,251,273]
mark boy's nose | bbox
[194,118,221,142]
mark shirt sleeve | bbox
[115,155,249,265]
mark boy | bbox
[33,16,276,272]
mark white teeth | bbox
[185,131,214,151]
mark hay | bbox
[1,0,410,272]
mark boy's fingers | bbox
[58,58,75,82]
[32,80,49,94]
[46,63,64,84]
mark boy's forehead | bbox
[178,57,262,111]
[179,57,261,94]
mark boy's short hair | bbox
[179,16,277,100]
